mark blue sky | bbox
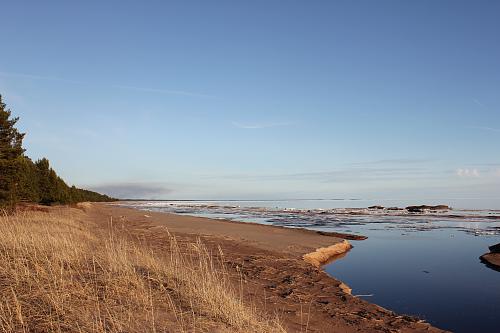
[1,1,499,205]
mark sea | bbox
[118,199,500,333]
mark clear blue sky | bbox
[1,1,499,206]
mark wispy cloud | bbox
[456,168,480,177]
[205,157,444,183]
[0,71,82,84]
[468,126,500,133]
[89,182,173,199]
[232,121,292,129]
[473,98,485,107]
[212,166,442,183]
[349,158,435,166]
[0,71,214,99]
[111,85,216,99]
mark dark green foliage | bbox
[0,94,114,208]
[0,95,25,160]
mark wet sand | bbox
[88,203,446,332]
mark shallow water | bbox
[324,227,499,333]
[119,200,500,333]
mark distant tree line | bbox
[0,94,114,209]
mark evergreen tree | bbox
[16,156,40,202]
[0,95,25,160]
[0,93,115,209]
[0,95,26,207]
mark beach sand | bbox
[87,203,447,332]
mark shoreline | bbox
[93,202,446,332]
[108,202,360,267]
[98,203,357,260]
[117,201,500,221]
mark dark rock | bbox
[368,205,384,209]
[489,243,500,253]
[405,205,450,212]
[406,206,424,213]
[480,253,500,272]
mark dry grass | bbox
[0,208,285,333]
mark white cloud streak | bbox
[111,84,216,99]
[0,71,214,99]
[89,182,174,199]
[456,168,480,177]
[232,121,292,129]
[0,71,84,84]
[468,126,500,133]
[213,166,443,183]
[473,98,485,107]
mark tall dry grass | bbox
[0,208,285,333]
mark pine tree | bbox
[0,95,26,207]
[0,95,25,160]
[0,93,114,209]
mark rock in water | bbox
[480,243,500,272]
[480,253,500,271]
[405,205,450,213]
[489,243,500,253]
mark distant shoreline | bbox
[115,200,500,221]
[118,198,364,202]
[114,198,500,211]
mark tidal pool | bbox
[324,226,500,333]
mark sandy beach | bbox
[86,203,447,332]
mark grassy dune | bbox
[0,206,285,333]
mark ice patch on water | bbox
[114,201,500,236]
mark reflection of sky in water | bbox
[120,200,500,333]
[325,230,500,333]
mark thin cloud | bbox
[111,84,217,99]
[212,166,442,183]
[89,182,174,199]
[0,71,82,84]
[473,98,485,107]
[456,168,480,177]
[349,158,435,166]
[468,126,500,133]
[0,71,214,99]
[232,121,292,129]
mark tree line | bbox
[0,94,114,209]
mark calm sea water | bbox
[119,199,500,333]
